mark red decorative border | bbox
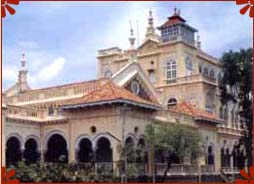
[1,0,19,18]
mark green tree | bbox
[144,123,201,181]
[220,48,252,167]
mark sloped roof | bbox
[168,102,224,124]
[62,81,161,110]
[158,12,186,29]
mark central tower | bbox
[158,8,197,45]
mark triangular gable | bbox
[137,38,159,53]
[112,62,160,104]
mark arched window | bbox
[205,93,213,114]
[210,69,215,79]
[231,110,235,126]
[224,105,228,123]
[185,57,192,76]
[48,105,54,116]
[219,106,224,119]
[167,98,177,109]
[218,73,222,85]
[207,145,214,165]
[235,112,239,128]
[166,59,177,80]
[203,67,208,76]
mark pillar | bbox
[68,122,75,163]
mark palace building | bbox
[2,9,246,176]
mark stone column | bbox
[68,122,75,163]
[112,144,120,172]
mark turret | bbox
[158,8,197,45]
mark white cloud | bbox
[2,66,18,82]
[28,57,66,84]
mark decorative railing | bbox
[221,167,240,173]
[155,163,216,175]
[165,74,217,85]
[6,105,66,122]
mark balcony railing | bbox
[221,167,240,174]
[155,163,216,175]
[6,105,66,122]
[165,74,217,85]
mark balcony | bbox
[6,105,66,123]
[165,74,217,85]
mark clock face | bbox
[104,70,112,78]
[131,81,140,95]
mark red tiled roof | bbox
[168,102,223,123]
[63,81,160,109]
[159,14,186,29]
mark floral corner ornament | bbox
[1,0,19,18]
[1,167,19,184]
[236,167,254,184]
[236,0,254,18]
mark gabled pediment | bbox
[137,38,159,54]
[112,62,160,104]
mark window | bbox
[130,81,140,95]
[48,106,54,116]
[219,106,224,119]
[224,105,228,123]
[203,67,208,76]
[148,69,156,83]
[104,70,112,78]
[167,98,177,109]
[205,105,213,114]
[185,57,193,76]
[210,69,215,79]
[218,73,222,85]
[205,93,213,114]
[166,59,177,80]
[231,110,235,125]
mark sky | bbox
[2,1,252,90]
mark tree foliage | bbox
[144,123,202,180]
[220,48,252,166]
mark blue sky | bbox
[2,1,252,90]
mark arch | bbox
[6,136,22,166]
[137,137,146,148]
[24,135,40,151]
[93,133,114,149]
[45,134,68,163]
[6,133,24,149]
[167,98,177,109]
[207,145,214,165]
[74,134,93,151]
[23,138,40,164]
[125,133,137,145]
[44,130,68,151]
[77,138,93,162]
[95,137,112,162]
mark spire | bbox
[148,10,154,27]
[145,10,156,39]
[21,53,26,70]
[128,21,136,49]
[17,53,30,92]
